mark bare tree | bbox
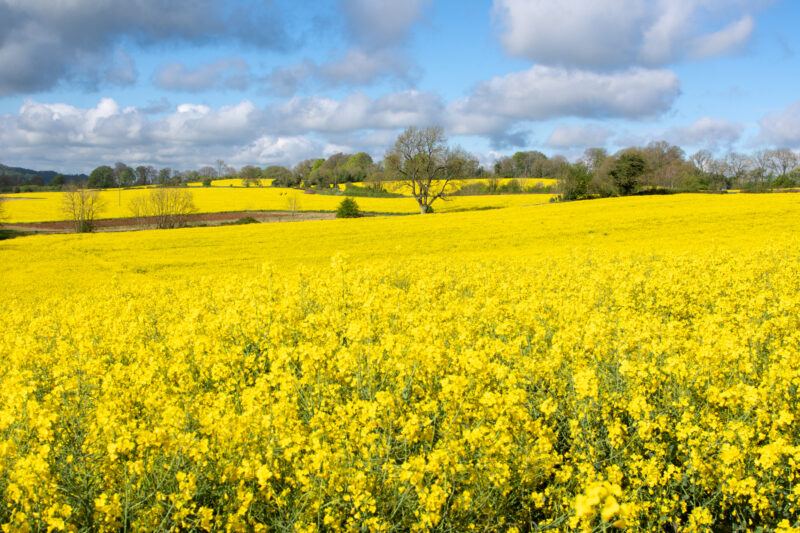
[579,148,608,172]
[725,152,751,185]
[690,150,713,174]
[284,192,301,217]
[385,126,473,214]
[128,188,197,229]
[216,159,225,178]
[751,150,772,182]
[61,184,106,232]
[766,148,799,177]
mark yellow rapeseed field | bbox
[1,193,800,531]
[0,188,554,223]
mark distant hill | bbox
[0,164,88,185]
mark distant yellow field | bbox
[344,177,558,193]
[0,188,554,223]
[2,193,799,531]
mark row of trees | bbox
[557,144,800,201]
[84,146,484,193]
[85,159,248,188]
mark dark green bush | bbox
[771,175,797,189]
[336,197,361,218]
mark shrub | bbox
[202,178,213,187]
[336,197,361,218]
[771,175,797,189]
[129,188,197,229]
[61,185,106,232]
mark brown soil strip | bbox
[0,197,43,201]
[1,210,336,234]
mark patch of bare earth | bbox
[0,211,336,234]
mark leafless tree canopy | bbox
[385,126,473,214]
[61,185,106,232]
[284,193,301,216]
[128,188,197,229]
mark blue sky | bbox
[0,0,798,173]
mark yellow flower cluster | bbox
[1,193,800,531]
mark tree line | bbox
[82,144,799,200]
[555,144,800,201]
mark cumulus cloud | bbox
[341,0,430,48]
[9,98,148,147]
[154,58,250,92]
[758,101,800,147]
[492,0,767,69]
[448,66,680,131]
[268,90,443,134]
[0,0,291,96]
[618,116,744,150]
[264,49,418,96]
[0,98,269,170]
[663,117,743,147]
[0,92,445,170]
[156,101,263,146]
[546,124,613,149]
[231,135,324,166]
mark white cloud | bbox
[154,58,250,92]
[0,98,268,170]
[269,90,443,134]
[663,117,743,147]
[0,93,444,171]
[691,15,754,60]
[449,66,680,126]
[492,0,766,68]
[546,124,613,149]
[341,0,430,48]
[157,101,263,145]
[9,98,148,147]
[618,116,744,150]
[321,49,417,86]
[231,135,323,166]
[758,101,800,147]
[264,49,417,96]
